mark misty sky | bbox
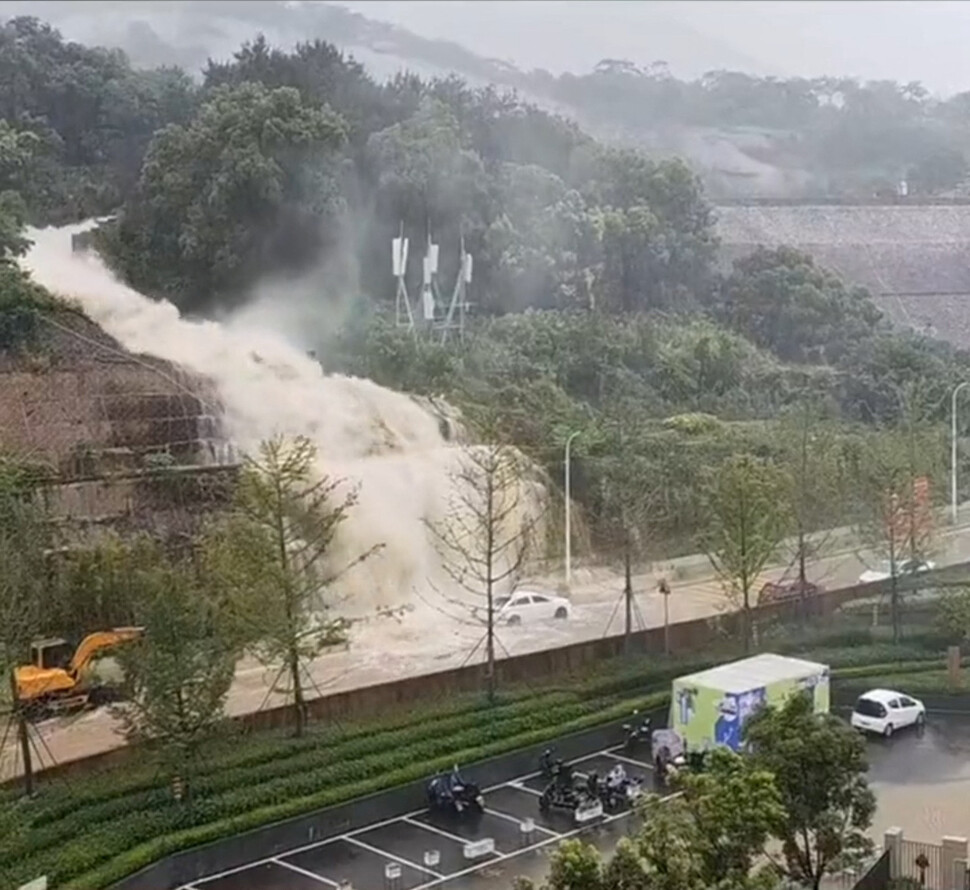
[337,0,970,95]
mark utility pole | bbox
[8,668,32,796]
[623,533,633,654]
[659,578,671,656]
[564,431,581,590]
[951,381,968,524]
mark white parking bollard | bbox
[424,850,441,869]
[384,862,402,888]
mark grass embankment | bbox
[2,632,965,890]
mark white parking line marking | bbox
[509,782,543,796]
[180,743,645,890]
[402,816,475,846]
[345,836,444,879]
[483,806,560,836]
[606,751,655,770]
[274,858,340,886]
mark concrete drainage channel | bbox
[182,744,662,890]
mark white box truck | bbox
[670,652,830,753]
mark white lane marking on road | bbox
[345,835,444,879]
[273,858,341,886]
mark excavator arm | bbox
[69,626,144,675]
[16,626,144,703]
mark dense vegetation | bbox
[25,1,970,199]
[1,14,968,560]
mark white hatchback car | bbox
[858,558,935,585]
[850,688,926,737]
[489,591,571,625]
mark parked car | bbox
[482,591,571,625]
[858,558,935,585]
[757,579,823,605]
[850,688,925,737]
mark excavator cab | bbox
[30,638,74,671]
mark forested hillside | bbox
[15,1,970,199]
[1,15,967,559]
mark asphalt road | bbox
[5,524,970,782]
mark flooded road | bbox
[864,712,970,840]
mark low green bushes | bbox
[2,631,961,890]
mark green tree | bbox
[744,692,876,890]
[935,585,970,644]
[854,389,944,642]
[632,748,782,890]
[719,247,883,364]
[427,429,541,703]
[102,81,347,310]
[114,545,237,797]
[0,461,53,796]
[206,435,380,737]
[703,455,790,651]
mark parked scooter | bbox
[621,711,652,750]
[427,765,485,816]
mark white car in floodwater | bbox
[851,688,926,737]
[480,591,571,625]
[858,558,935,585]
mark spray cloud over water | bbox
[19,221,516,620]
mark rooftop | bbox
[677,652,829,694]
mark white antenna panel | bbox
[391,237,405,277]
[401,238,409,271]
[422,287,435,321]
[423,256,433,285]
[428,243,439,274]
[463,254,474,283]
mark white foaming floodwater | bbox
[19,222,486,617]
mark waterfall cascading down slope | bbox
[20,223,546,628]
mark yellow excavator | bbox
[15,627,144,713]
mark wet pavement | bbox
[862,711,970,840]
[185,713,970,890]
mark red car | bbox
[757,579,823,605]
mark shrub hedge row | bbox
[4,640,960,890]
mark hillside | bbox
[11,1,970,200]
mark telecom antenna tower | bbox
[392,223,414,333]
[420,233,441,327]
[437,237,473,344]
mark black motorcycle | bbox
[621,712,652,750]
[539,753,577,810]
[427,766,485,816]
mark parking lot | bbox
[183,745,659,890]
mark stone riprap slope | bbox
[715,204,970,346]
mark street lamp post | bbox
[564,431,581,590]
[952,382,969,524]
